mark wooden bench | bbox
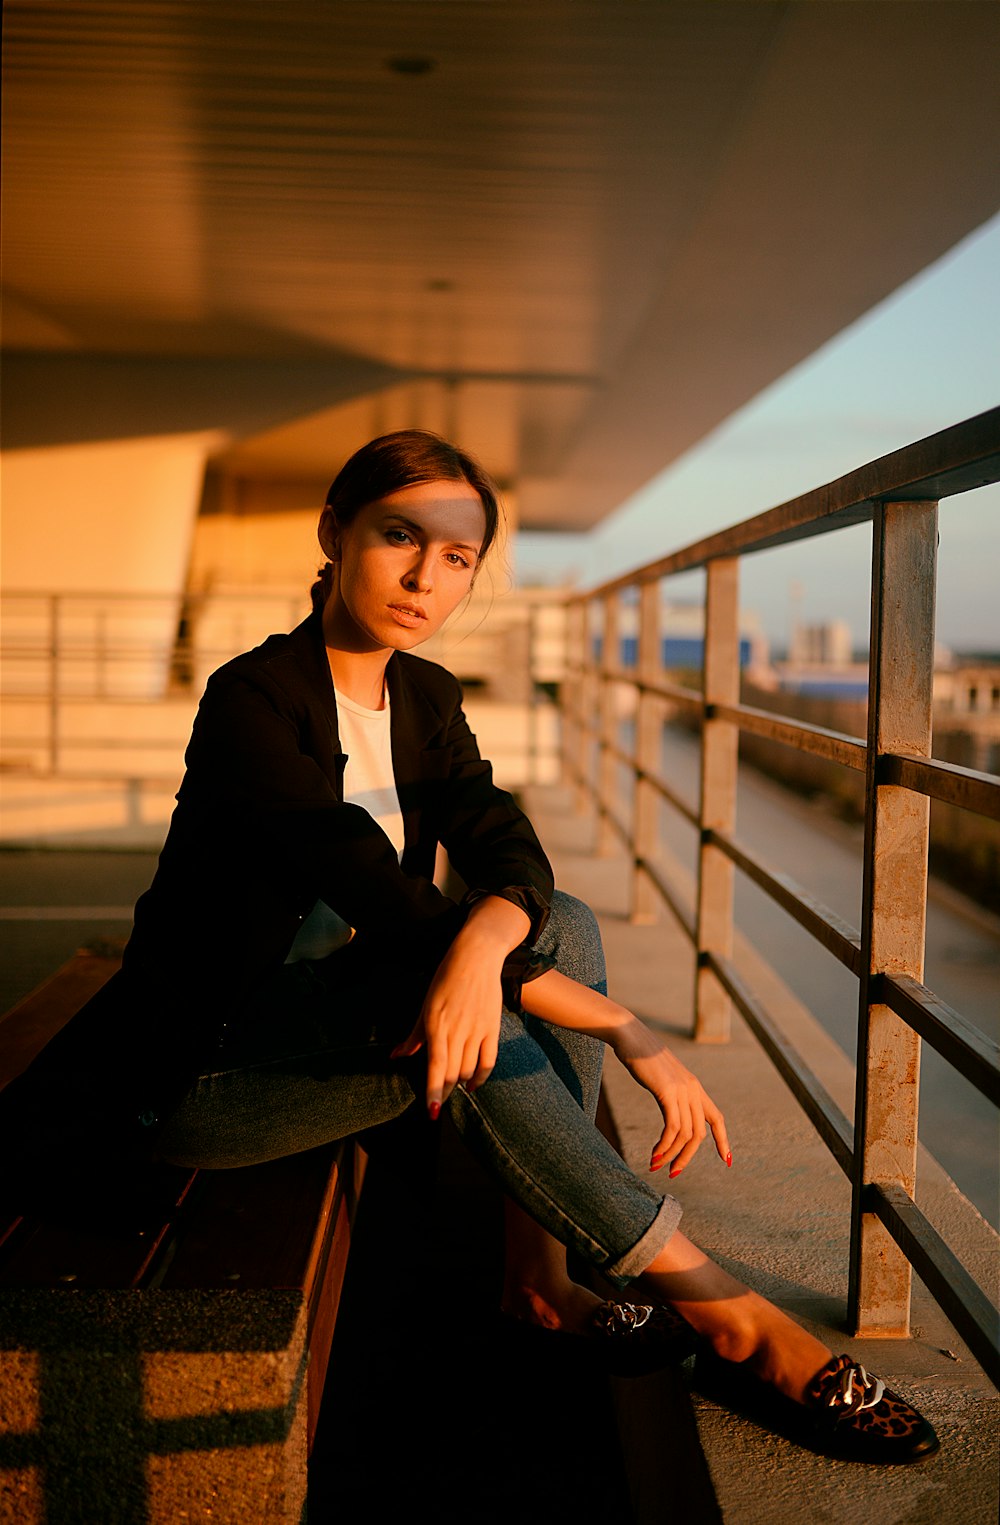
[0,942,366,1525]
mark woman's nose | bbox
[403,554,433,592]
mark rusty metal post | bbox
[694,558,739,1041]
[630,579,662,924]
[47,593,61,774]
[96,607,108,699]
[559,600,577,792]
[849,501,938,1336]
[525,603,539,785]
[596,591,621,855]
[562,599,591,811]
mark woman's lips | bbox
[388,603,427,628]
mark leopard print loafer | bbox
[806,1354,940,1464]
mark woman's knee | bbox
[537,890,606,994]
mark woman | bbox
[20,431,937,1464]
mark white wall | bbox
[1,431,221,594]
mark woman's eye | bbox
[446,552,471,569]
[386,528,413,546]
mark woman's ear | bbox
[318,507,341,561]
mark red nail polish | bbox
[651,1153,664,1164]
[428,1102,441,1121]
[668,1168,681,1179]
[726,1151,733,1168]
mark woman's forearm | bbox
[520,968,641,1048]
[455,892,532,965]
[521,968,731,1175]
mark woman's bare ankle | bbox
[698,1311,832,1404]
[500,1279,603,1334]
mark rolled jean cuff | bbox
[604,1191,683,1286]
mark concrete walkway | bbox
[522,782,999,1525]
[2,799,996,1521]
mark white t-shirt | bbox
[285,687,404,962]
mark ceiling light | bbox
[386,56,435,76]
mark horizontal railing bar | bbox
[710,952,856,1161]
[877,973,1000,1106]
[706,951,855,1175]
[598,667,704,710]
[881,752,1000,821]
[635,857,698,943]
[571,407,1000,600]
[561,741,698,933]
[0,645,246,660]
[634,675,703,709]
[600,737,701,829]
[2,644,178,656]
[4,772,183,787]
[713,702,867,771]
[603,737,639,773]
[866,1182,999,1388]
[0,696,197,709]
[0,735,187,751]
[565,739,633,852]
[641,771,701,830]
[708,830,864,977]
[564,659,704,710]
[597,798,632,852]
[1,590,308,605]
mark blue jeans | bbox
[156,891,681,1288]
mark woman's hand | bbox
[520,969,731,1177]
[611,1017,731,1177]
[390,895,530,1118]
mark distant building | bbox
[789,619,853,667]
[778,619,867,700]
[933,658,1000,774]
[935,662,1000,718]
[606,596,771,677]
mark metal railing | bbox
[0,590,309,774]
[558,407,1000,1384]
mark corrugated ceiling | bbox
[3,2,999,527]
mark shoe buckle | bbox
[829,1362,885,1415]
[596,1301,654,1335]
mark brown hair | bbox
[311,430,502,612]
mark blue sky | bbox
[516,213,1000,654]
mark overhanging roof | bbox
[3,1,999,528]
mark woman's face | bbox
[318,479,488,654]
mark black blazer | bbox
[28,614,554,1130]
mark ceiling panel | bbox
[3,2,998,528]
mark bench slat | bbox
[0,1166,198,1289]
[160,1144,347,1291]
[0,944,124,1089]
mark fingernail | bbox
[649,1160,662,1172]
[668,1168,682,1179]
[726,1151,733,1168]
[428,1102,441,1121]
[651,1152,665,1164]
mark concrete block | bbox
[0,1291,312,1525]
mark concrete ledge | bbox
[0,1290,310,1525]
